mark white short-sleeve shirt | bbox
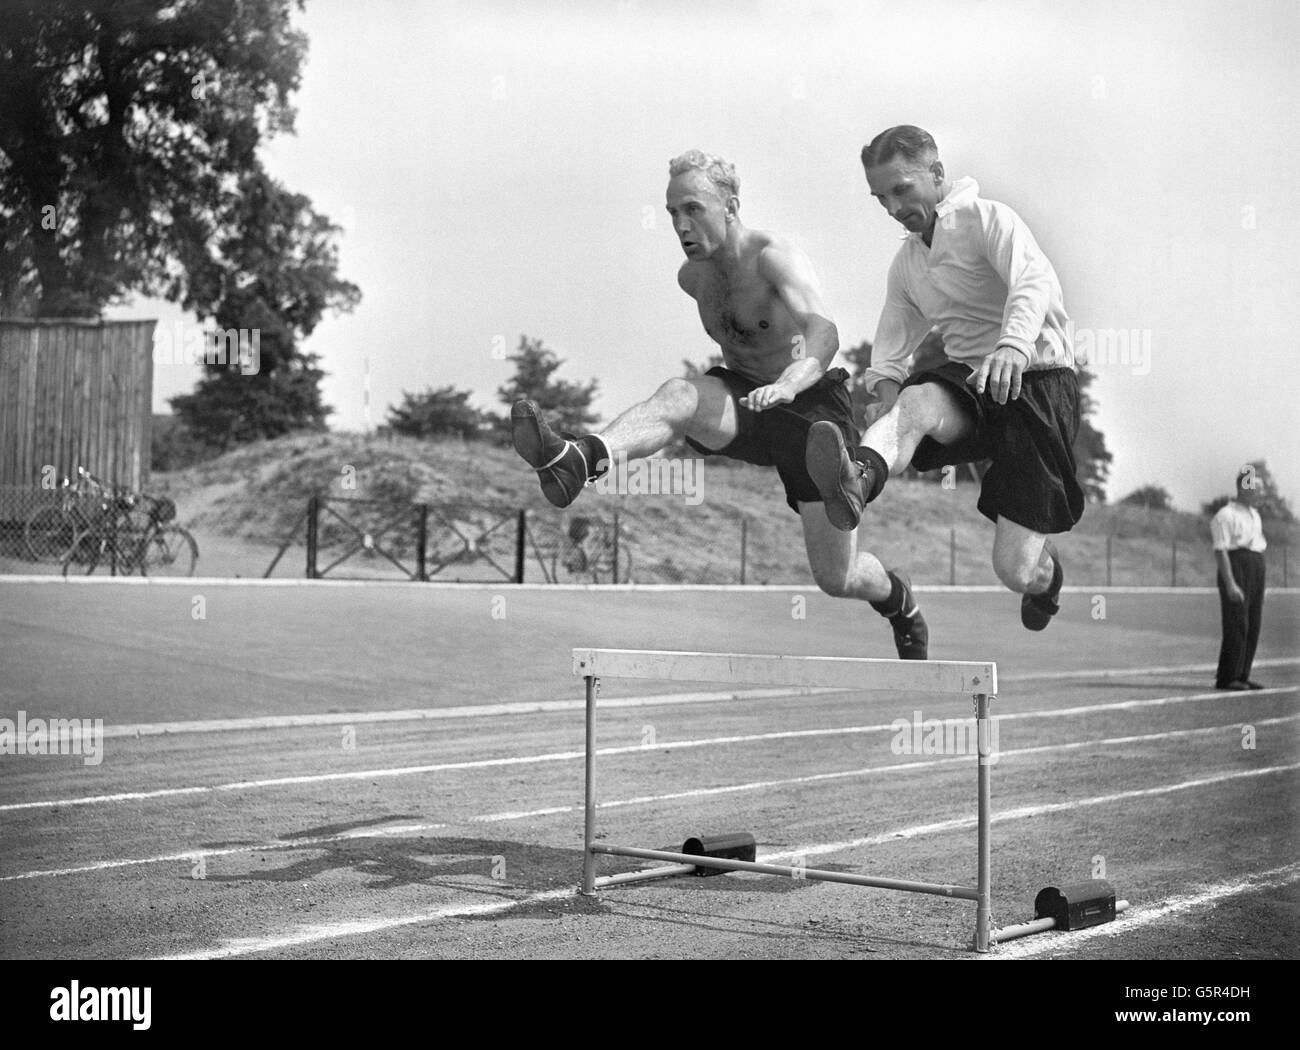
[1210,501,1267,552]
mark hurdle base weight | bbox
[992,881,1130,945]
[682,832,757,875]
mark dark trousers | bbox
[1216,549,1266,686]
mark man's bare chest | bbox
[693,273,787,348]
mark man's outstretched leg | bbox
[799,502,928,659]
[805,381,973,530]
[992,517,1064,631]
[512,376,736,507]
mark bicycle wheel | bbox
[62,528,108,576]
[139,526,198,577]
[24,506,78,563]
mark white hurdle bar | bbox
[574,648,1001,952]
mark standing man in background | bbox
[1211,468,1268,691]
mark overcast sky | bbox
[119,0,1298,513]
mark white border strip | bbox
[3,575,1297,595]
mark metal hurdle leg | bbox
[582,674,598,895]
[975,690,993,953]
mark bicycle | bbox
[61,481,198,577]
[548,516,633,584]
[23,468,106,563]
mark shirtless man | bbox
[511,150,928,659]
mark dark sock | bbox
[855,446,889,503]
[576,435,611,481]
[869,571,907,619]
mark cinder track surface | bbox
[1,582,1296,960]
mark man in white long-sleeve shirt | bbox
[1211,469,1268,690]
[806,125,1084,632]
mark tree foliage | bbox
[1120,484,1173,511]
[387,385,490,439]
[0,0,359,445]
[1073,366,1111,502]
[496,336,599,435]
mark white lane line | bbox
[4,687,1296,814]
[14,576,1299,593]
[1004,657,1299,683]
[70,658,1300,740]
[757,764,1300,865]
[987,862,1300,959]
[146,764,1300,960]
[98,687,845,738]
[9,717,1297,882]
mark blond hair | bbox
[668,150,739,201]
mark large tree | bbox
[0,0,358,439]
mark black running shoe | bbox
[888,570,929,660]
[805,421,877,532]
[1020,542,1063,631]
[512,400,591,508]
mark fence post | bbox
[950,526,956,586]
[740,517,748,585]
[416,503,429,582]
[1171,539,1177,587]
[306,493,319,579]
[1106,534,1113,587]
[1285,541,1289,588]
[612,510,620,585]
[515,510,526,584]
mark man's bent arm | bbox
[863,254,930,395]
[979,201,1059,367]
[752,245,840,400]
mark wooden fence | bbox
[0,318,155,519]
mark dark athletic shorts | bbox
[685,366,859,514]
[905,361,1085,534]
